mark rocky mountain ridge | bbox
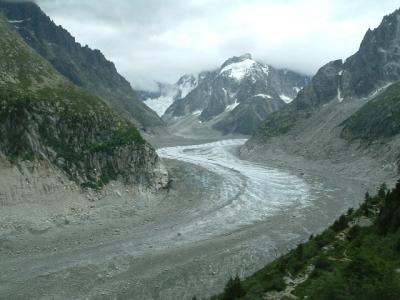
[244,7,400,178]
[0,16,167,190]
[251,8,400,141]
[0,0,164,132]
[163,54,310,135]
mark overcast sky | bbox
[35,0,400,91]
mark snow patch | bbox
[192,110,203,116]
[378,47,388,54]
[338,70,344,76]
[8,20,27,24]
[337,88,344,102]
[178,77,198,98]
[254,94,273,99]
[279,94,293,104]
[368,83,393,99]
[220,59,256,81]
[293,87,302,93]
[226,101,240,112]
[144,95,174,116]
[261,65,270,76]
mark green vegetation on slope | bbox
[0,17,158,189]
[0,15,61,88]
[341,82,400,142]
[0,82,148,189]
[211,182,400,300]
[0,1,165,131]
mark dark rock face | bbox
[252,8,400,141]
[0,1,164,132]
[343,10,400,98]
[297,8,400,107]
[164,54,310,135]
[295,60,344,111]
[213,97,285,135]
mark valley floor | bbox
[0,139,385,300]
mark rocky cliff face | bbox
[342,9,400,98]
[294,60,344,111]
[298,8,400,107]
[0,1,165,132]
[0,17,167,190]
[164,54,310,135]
[251,8,400,141]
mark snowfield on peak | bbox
[178,76,199,98]
[162,55,310,134]
[144,95,175,116]
[279,94,294,104]
[143,75,199,117]
[220,59,257,81]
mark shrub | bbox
[347,225,361,241]
[222,275,245,300]
[315,256,331,271]
[333,215,348,232]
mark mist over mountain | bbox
[160,54,310,135]
[0,1,164,132]
[33,0,400,90]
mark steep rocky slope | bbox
[250,8,400,141]
[0,16,167,190]
[0,0,164,132]
[163,54,310,135]
[245,8,400,173]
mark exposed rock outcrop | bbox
[163,54,310,135]
[250,8,400,142]
[0,16,167,190]
[0,1,165,132]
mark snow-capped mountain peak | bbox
[220,58,257,81]
[163,54,310,135]
[219,54,272,82]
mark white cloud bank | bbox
[36,0,400,90]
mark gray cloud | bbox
[35,0,400,91]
